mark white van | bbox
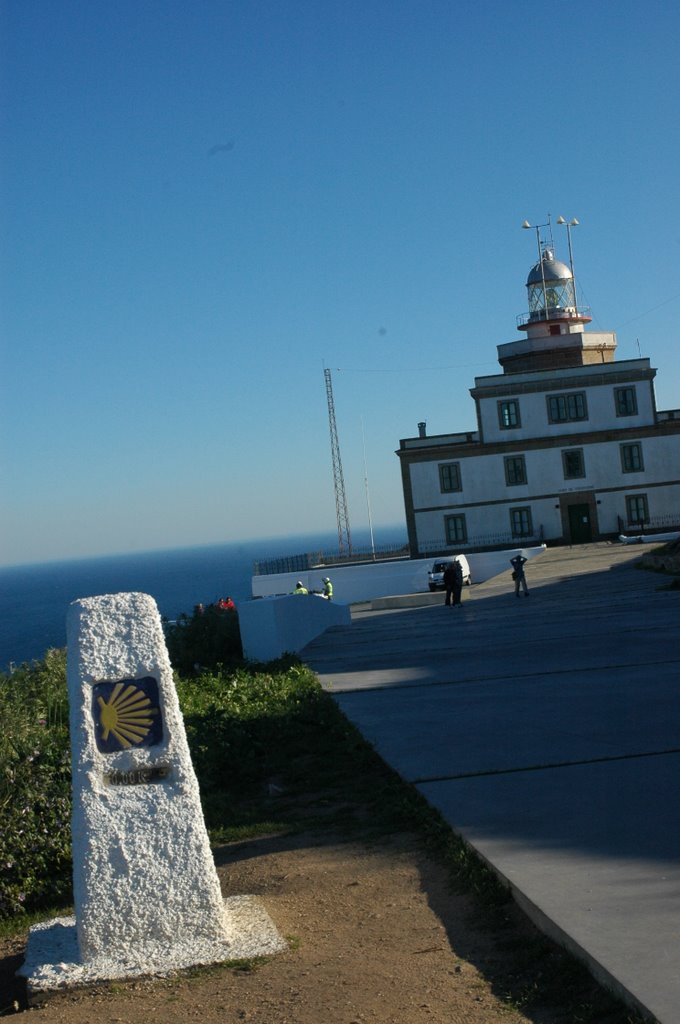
[427,555,472,591]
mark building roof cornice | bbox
[396,417,680,461]
[471,361,655,400]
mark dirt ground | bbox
[0,827,634,1024]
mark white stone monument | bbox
[19,592,285,997]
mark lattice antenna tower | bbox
[324,367,352,556]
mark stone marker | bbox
[19,592,285,997]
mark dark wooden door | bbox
[568,503,592,544]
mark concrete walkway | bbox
[301,543,680,1024]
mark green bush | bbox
[0,650,72,918]
[164,604,243,676]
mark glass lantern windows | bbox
[527,277,576,318]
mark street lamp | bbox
[556,216,579,316]
[522,218,552,320]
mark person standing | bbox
[510,554,529,597]
[322,577,333,600]
[451,558,464,606]
[443,560,463,606]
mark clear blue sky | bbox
[2,0,679,566]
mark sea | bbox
[0,525,407,672]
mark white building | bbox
[397,226,680,555]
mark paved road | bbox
[301,543,680,1024]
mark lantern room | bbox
[495,218,616,372]
[526,249,577,322]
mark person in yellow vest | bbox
[292,581,308,595]
[322,577,333,600]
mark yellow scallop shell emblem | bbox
[96,681,159,750]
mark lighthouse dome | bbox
[527,250,572,286]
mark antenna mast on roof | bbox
[324,367,352,557]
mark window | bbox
[498,400,520,430]
[547,391,587,423]
[621,443,643,473]
[439,462,461,492]
[626,494,648,526]
[504,455,527,486]
[445,514,467,544]
[562,448,585,479]
[615,386,638,417]
[510,507,533,538]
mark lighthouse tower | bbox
[497,222,616,373]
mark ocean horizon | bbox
[0,524,407,671]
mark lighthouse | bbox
[397,219,680,550]
[497,220,616,373]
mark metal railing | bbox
[253,541,411,577]
[515,306,591,329]
[416,531,542,556]
[618,514,680,536]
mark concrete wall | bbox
[252,558,435,603]
[238,594,351,663]
[250,547,546,603]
